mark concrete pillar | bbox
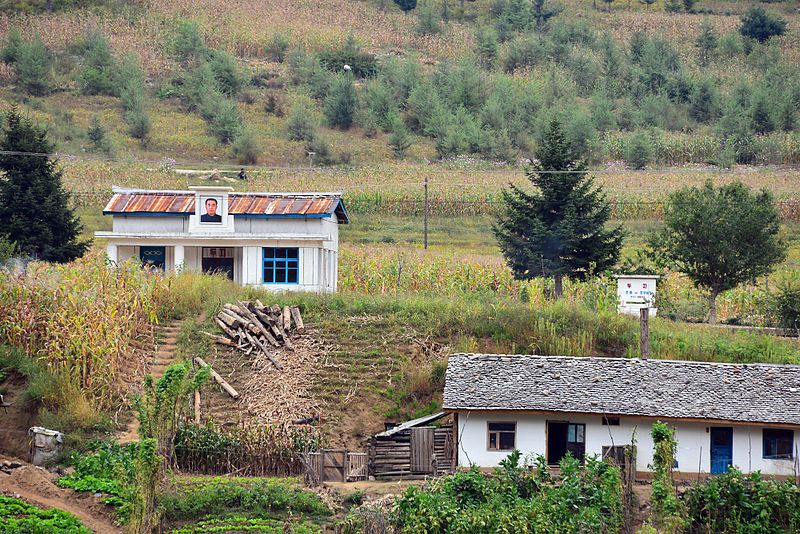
[106,243,118,265]
[174,244,184,273]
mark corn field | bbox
[0,252,163,407]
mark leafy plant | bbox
[0,496,90,532]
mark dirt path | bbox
[118,321,182,444]
[0,463,122,533]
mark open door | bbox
[710,427,733,475]
[547,421,586,465]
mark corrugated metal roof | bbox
[104,193,195,214]
[103,191,349,223]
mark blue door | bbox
[710,427,733,475]
[140,246,165,270]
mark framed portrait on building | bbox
[200,197,223,224]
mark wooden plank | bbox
[410,427,434,474]
[200,331,237,347]
[194,390,201,423]
[217,311,241,329]
[290,306,305,334]
[195,357,239,399]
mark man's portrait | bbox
[201,197,222,223]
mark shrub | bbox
[86,115,114,155]
[689,78,719,123]
[265,30,291,62]
[684,468,800,532]
[1,26,23,64]
[324,74,357,129]
[739,6,787,43]
[625,131,652,169]
[126,109,151,142]
[203,94,242,143]
[80,31,116,96]
[208,49,243,96]
[388,114,412,159]
[317,34,377,78]
[15,36,51,96]
[415,0,442,35]
[230,127,261,164]
[775,274,800,330]
[286,103,317,141]
[173,20,207,60]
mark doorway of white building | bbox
[202,247,234,280]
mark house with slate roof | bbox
[444,353,800,478]
[96,186,348,292]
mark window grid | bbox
[263,248,299,285]
[487,422,516,451]
[763,429,794,460]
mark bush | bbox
[775,274,800,330]
[684,468,800,532]
[739,6,787,43]
[80,31,116,96]
[393,453,623,532]
[208,49,243,96]
[125,109,151,142]
[415,0,442,35]
[324,74,357,129]
[286,103,317,142]
[1,26,22,64]
[86,115,114,155]
[202,94,242,143]
[15,36,51,96]
[173,20,207,60]
[317,34,377,78]
[625,131,652,169]
[265,30,291,62]
[230,127,261,164]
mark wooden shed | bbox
[368,412,456,479]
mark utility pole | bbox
[640,307,650,359]
[424,176,429,250]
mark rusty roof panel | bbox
[104,193,195,213]
[105,192,348,223]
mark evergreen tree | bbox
[695,19,718,67]
[0,110,88,262]
[625,131,652,170]
[750,91,775,134]
[388,113,412,159]
[16,36,51,96]
[394,0,417,13]
[494,119,623,298]
[689,79,718,123]
[324,74,357,129]
[648,181,786,323]
[739,7,787,43]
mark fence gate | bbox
[323,449,347,482]
[347,452,368,481]
[411,427,435,474]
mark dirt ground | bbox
[0,373,37,460]
[0,456,121,533]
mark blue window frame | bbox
[263,247,299,284]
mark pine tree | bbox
[494,119,623,298]
[388,113,412,159]
[324,74,357,129]
[695,20,718,67]
[0,110,88,262]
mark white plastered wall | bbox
[457,412,800,476]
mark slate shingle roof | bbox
[443,353,800,426]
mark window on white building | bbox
[763,429,794,460]
[487,422,516,451]
[263,247,299,284]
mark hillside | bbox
[0,0,797,173]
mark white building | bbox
[96,186,349,292]
[444,353,800,478]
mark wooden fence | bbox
[304,450,368,483]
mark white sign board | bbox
[615,275,659,317]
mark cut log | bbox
[194,390,201,423]
[254,299,266,311]
[215,317,240,339]
[282,306,291,332]
[217,311,241,329]
[200,331,237,347]
[222,304,250,324]
[290,305,305,334]
[271,304,282,316]
[236,301,274,340]
[243,330,283,369]
[195,357,240,399]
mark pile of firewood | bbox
[204,300,306,370]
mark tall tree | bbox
[694,19,718,67]
[0,110,88,262]
[324,74,357,130]
[648,181,786,324]
[494,119,623,298]
[739,6,787,43]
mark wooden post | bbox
[423,176,428,250]
[194,390,201,424]
[640,307,650,360]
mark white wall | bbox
[113,215,188,233]
[457,411,800,476]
